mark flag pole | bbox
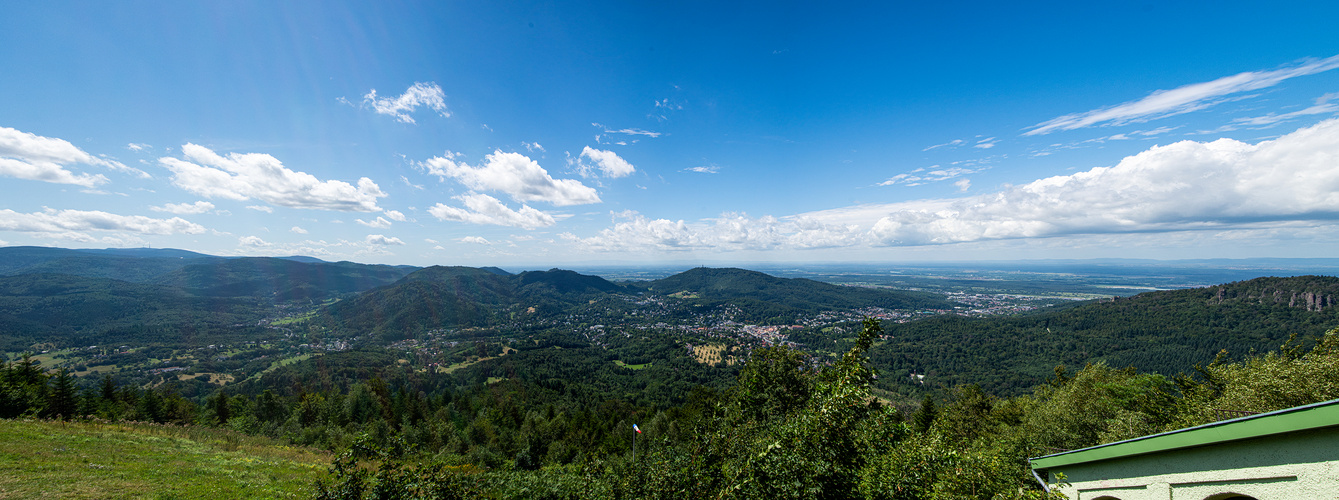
[632,423,641,462]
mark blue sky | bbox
[3,1,1339,266]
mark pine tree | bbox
[45,368,78,420]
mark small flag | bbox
[633,424,642,433]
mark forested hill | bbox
[0,273,264,350]
[0,246,220,283]
[151,257,415,301]
[635,267,955,322]
[871,275,1339,396]
[322,266,633,340]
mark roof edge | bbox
[1030,397,1339,469]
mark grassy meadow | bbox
[0,419,330,499]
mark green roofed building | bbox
[1029,398,1339,499]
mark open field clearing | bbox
[0,419,329,499]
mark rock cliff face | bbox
[1208,276,1339,312]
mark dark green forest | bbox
[6,320,1339,499]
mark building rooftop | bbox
[1030,397,1339,470]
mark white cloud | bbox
[356,216,392,228]
[290,226,308,234]
[1025,55,1339,135]
[160,144,386,212]
[246,205,274,213]
[522,141,545,153]
[365,234,405,245]
[0,125,113,187]
[239,235,271,247]
[954,179,971,192]
[151,201,215,214]
[0,208,206,236]
[422,150,600,206]
[428,193,557,229]
[384,210,406,221]
[843,118,1339,245]
[1232,92,1339,127]
[460,236,490,244]
[577,147,636,178]
[974,137,999,149]
[361,82,448,124]
[684,165,720,174]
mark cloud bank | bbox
[0,208,206,238]
[571,119,1339,252]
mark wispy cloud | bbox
[1024,55,1339,135]
[879,165,982,187]
[358,82,449,124]
[922,139,964,151]
[592,122,662,138]
[684,165,720,174]
[1232,92,1339,127]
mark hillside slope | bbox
[0,273,266,350]
[638,267,955,322]
[323,266,628,339]
[153,257,415,301]
[870,275,1339,396]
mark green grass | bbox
[270,312,316,326]
[613,360,651,370]
[243,354,316,383]
[0,419,330,499]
